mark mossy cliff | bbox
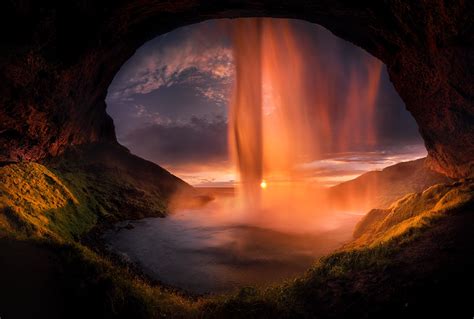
[201,179,474,319]
[0,142,191,240]
[352,180,474,246]
[0,162,96,239]
[0,147,473,318]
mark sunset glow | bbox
[103,18,430,234]
[3,1,468,314]
[107,19,425,190]
[227,19,390,231]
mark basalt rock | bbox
[0,1,473,177]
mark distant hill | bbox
[328,158,452,211]
[0,142,193,239]
[1,145,472,319]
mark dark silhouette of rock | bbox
[0,1,473,177]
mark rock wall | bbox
[0,1,472,177]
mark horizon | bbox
[106,18,426,187]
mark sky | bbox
[106,19,426,187]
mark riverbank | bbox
[1,146,473,318]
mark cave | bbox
[0,1,473,319]
[1,1,473,177]
[102,17,435,294]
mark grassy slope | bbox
[2,184,471,318]
[202,179,474,318]
[0,143,198,318]
[328,158,452,210]
[352,180,474,246]
[46,143,193,222]
[1,146,473,318]
[0,142,192,240]
[0,162,97,240]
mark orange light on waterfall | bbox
[229,18,383,228]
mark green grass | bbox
[51,240,199,318]
[0,162,97,240]
[1,157,473,318]
[351,180,474,247]
[199,193,474,318]
[0,160,199,317]
[0,151,174,239]
[0,152,211,318]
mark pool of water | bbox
[104,191,362,294]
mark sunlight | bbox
[103,17,432,295]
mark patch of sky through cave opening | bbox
[106,19,426,188]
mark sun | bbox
[260,180,267,189]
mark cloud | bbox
[131,104,172,125]
[122,115,228,166]
[108,23,234,105]
[105,19,427,188]
[195,86,229,105]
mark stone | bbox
[0,1,472,177]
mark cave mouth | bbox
[104,18,428,294]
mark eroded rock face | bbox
[0,1,472,177]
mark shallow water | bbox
[104,191,363,294]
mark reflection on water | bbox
[104,189,363,294]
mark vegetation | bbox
[351,180,474,247]
[201,180,474,318]
[0,151,473,318]
[0,143,192,238]
[0,162,96,240]
[0,154,199,318]
[50,240,198,318]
